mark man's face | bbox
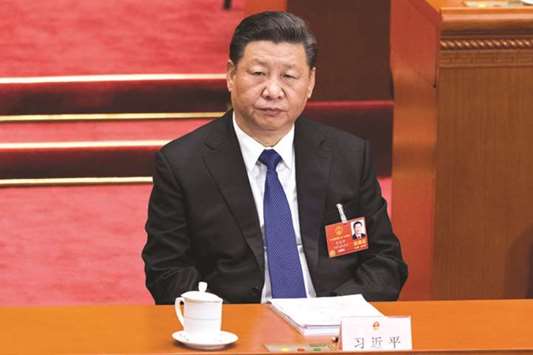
[227,40,315,144]
[355,223,363,236]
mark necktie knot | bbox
[259,149,282,171]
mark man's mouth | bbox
[257,107,284,115]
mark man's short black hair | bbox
[229,11,317,68]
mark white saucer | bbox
[172,330,238,350]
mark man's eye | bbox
[283,74,296,79]
[252,71,265,76]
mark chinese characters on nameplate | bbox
[341,316,412,352]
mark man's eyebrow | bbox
[248,58,299,69]
[249,58,268,66]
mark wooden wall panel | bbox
[288,0,392,101]
[390,0,440,300]
[244,0,286,15]
[435,65,533,299]
[392,0,533,300]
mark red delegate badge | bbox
[325,216,368,258]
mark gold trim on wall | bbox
[0,112,223,123]
[0,140,169,149]
[439,36,533,67]
[0,176,153,187]
[0,73,226,84]
[440,49,533,67]
[441,38,533,50]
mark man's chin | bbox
[255,117,292,132]
[257,108,285,118]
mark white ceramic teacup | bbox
[175,282,223,338]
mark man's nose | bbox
[262,78,285,99]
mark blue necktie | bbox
[259,149,306,298]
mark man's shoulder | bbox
[160,112,231,158]
[298,117,367,149]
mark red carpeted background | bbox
[0,185,154,305]
[1,0,394,306]
[0,0,245,77]
[1,0,248,305]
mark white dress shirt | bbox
[232,115,317,302]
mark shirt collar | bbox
[232,113,294,173]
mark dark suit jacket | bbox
[142,111,407,304]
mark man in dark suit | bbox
[142,11,407,304]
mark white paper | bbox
[270,294,383,336]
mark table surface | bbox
[1,299,532,354]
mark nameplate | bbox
[341,316,412,352]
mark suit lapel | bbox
[294,118,332,276]
[202,113,265,271]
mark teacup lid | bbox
[181,282,222,303]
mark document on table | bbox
[269,294,383,336]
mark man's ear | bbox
[226,60,236,92]
[307,67,316,99]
